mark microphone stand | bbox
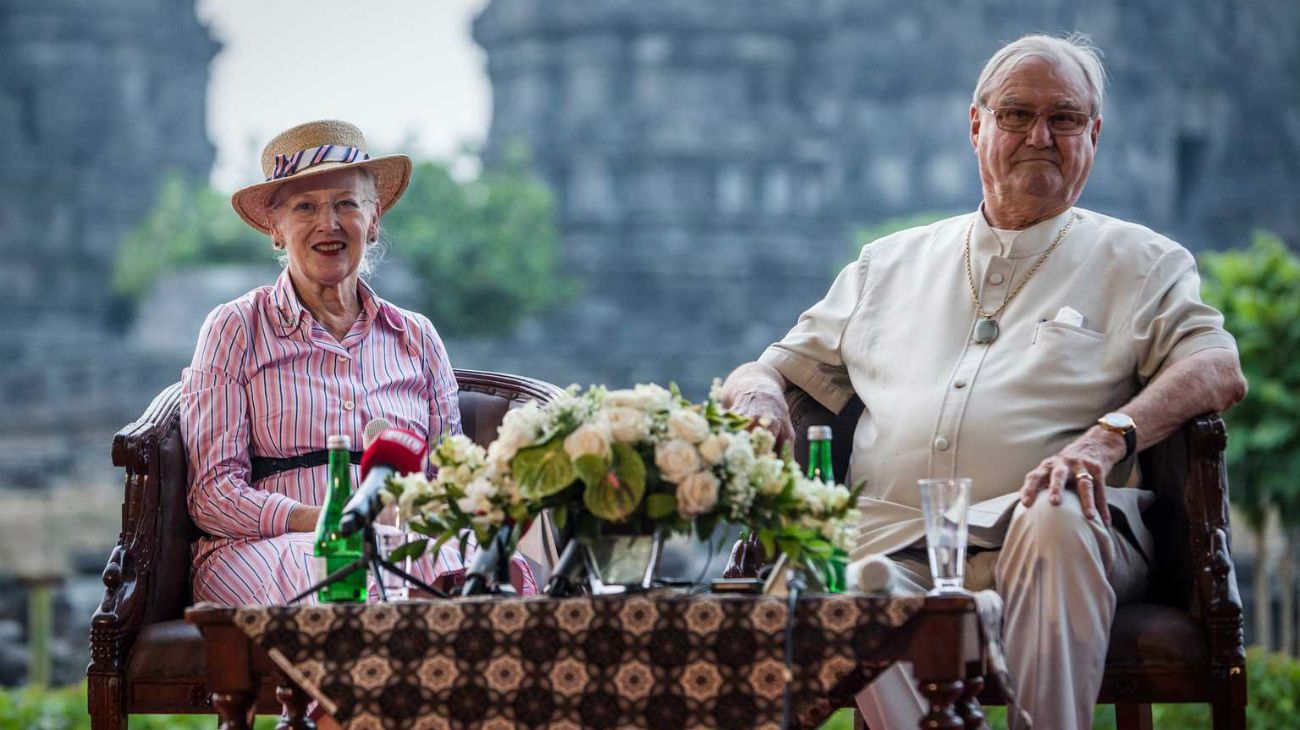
[289,525,448,604]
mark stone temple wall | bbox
[460,0,1299,394]
[0,0,217,483]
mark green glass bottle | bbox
[806,425,846,593]
[313,434,366,603]
[807,425,835,484]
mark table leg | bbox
[917,679,964,730]
[212,691,254,730]
[955,673,985,729]
[276,682,316,730]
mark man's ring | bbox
[1075,472,1093,482]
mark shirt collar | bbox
[268,269,306,337]
[357,277,407,333]
[265,269,407,337]
[971,204,1078,259]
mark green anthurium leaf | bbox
[645,493,677,519]
[758,529,776,559]
[386,538,428,563]
[574,453,611,489]
[612,443,647,495]
[512,438,577,498]
[552,504,568,531]
[583,471,644,522]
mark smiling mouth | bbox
[313,241,347,253]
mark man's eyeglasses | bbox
[982,106,1093,136]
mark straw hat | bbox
[231,119,412,235]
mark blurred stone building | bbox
[462,0,1300,392]
[0,0,216,486]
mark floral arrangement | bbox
[383,382,861,578]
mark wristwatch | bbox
[1097,412,1137,461]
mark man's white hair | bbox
[973,32,1108,116]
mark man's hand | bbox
[1019,425,1127,525]
[719,362,796,448]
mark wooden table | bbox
[187,593,990,730]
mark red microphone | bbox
[340,428,426,536]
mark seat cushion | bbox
[126,619,206,681]
[1105,603,1206,670]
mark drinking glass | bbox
[374,508,413,601]
[917,478,971,594]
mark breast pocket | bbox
[1025,320,1110,396]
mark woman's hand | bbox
[288,504,322,533]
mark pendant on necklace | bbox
[973,317,1000,345]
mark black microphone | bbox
[338,427,426,537]
[462,524,515,596]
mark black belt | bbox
[250,450,362,482]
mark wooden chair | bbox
[86,369,564,729]
[783,386,1247,730]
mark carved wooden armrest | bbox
[1180,413,1245,669]
[91,383,183,661]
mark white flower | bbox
[605,407,649,443]
[496,402,548,456]
[456,476,498,515]
[563,422,612,460]
[606,384,673,413]
[675,470,720,517]
[723,434,756,472]
[654,439,702,483]
[667,409,711,444]
[749,457,788,496]
[708,377,726,403]
[749,427,776,455]
[698,433,732,465]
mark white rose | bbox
[667,409,711,444]
[655,439,701,482]
[698,433,732,465]
[605,406,649,443]
[563,422,612,460]
[675,470,720,517]
[606,384,673,412]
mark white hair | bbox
[973,32,1108,116]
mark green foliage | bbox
[0,681,278,728]
[112,171,271,300]
[1199,232,1300,528]
[981,647,1300,728]
[383,153,575,337]
[849,210,960,264]
[112,149,573,338]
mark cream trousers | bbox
[856,490,1150,730]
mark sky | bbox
[198,0,491,192]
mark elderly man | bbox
[720,33,1246,729]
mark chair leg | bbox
[1211,669,1248,730]
[1115,703,1153,730]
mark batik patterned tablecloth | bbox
[232,592,935,729]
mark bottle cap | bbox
[327,434,352,450]
[807,425,832,441]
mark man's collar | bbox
[971,204,1077,259]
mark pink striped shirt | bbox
[182,270,504,603]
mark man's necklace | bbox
[963,212,1078,345]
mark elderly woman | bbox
[182,120,535,605]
